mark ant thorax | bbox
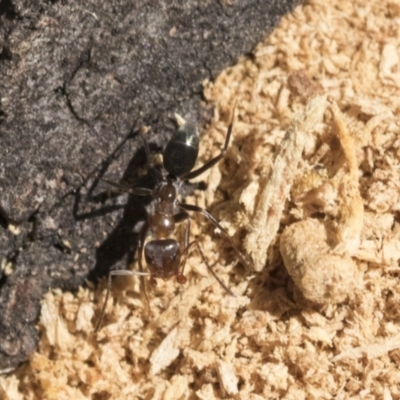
[149,179,178,239]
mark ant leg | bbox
[138,126,154,169]
[95,220,151,332]
[174,211,191,244]
[181,240,235,296]
[100,178,153,197]
[173,211,191,284]
[137,221,151,306]
[181,104,236,180]
[174,211,234,295]
[95,269,149,332]
[178,202,252,269]
[138,126,163,181]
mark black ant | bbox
[95,107,250,331]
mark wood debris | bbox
[280,218,360,304]
[244,94,328,272]
[216,360,239,396]
[149,325,180,376]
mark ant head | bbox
[163,123,199,178]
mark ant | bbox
[95,106,250,331]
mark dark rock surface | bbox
[0,0,301,370]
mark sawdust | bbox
[2,0,400,398]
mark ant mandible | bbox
[95,106,250,331]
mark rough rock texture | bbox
[0,0,300,371]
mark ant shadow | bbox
[73,128,155,282]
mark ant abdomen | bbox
[163,123,199,177]
[144,239,181,279]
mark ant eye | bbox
[163,123,199,177]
